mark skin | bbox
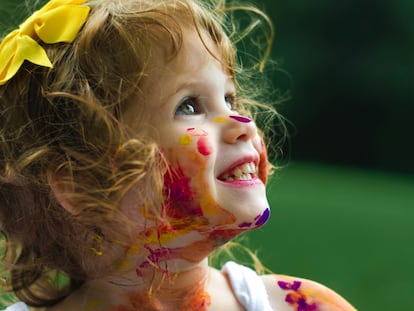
[48,27,357,311]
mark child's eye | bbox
[175,97,203,116]
[225,93,237,111]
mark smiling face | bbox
[123,27,270,266]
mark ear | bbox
[47,172,78,214]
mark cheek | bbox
[183,128,213,157]
[197,136,212,156]
[162,165,204,219]
[258,138,269,184]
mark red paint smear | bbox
[163,166,203,219]
[187,127,195,131]
[197,136,212,156]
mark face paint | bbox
[124,127,269,280]
[127,145,241,277]
[254,208,270,227]
[237,207,270,229]
[229,115,251,123]
[179,134,192,145]
[213,116,227,123]
[238,222,253,228]
[197,136,212,156]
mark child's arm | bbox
[261,274,357,311]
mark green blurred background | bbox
[1,0,414,310]
[248,1,414,310]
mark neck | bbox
[79,203,244,310]
[82,245,213,310]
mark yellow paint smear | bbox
[179,134,192,145]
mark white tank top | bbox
[222,261,274,311]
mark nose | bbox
[220,114,258,144]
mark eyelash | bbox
[174,93,237,116]
[174,96,202,116]
[225,93,237,111]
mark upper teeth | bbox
[221,162,257,181]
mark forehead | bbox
[153,27,223,78]
[140,27,228,98]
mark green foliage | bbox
[263,0,414,174]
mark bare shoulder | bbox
[260,274,358,311]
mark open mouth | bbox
[218,162,258,182]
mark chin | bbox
[216,187,270,230]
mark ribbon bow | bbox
[0,0,90,85]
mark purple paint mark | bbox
[254,208,270,226]
[286,295,317,311]
[278,280,302,291]
[278,280,318,311]
[238,222,253,228]
[229,115,252,123]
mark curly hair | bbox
[0,0,282,307]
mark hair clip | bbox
[0,0,90,85]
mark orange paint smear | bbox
[112,283,211,311]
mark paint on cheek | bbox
[254,208,270,227]
[163,167,203,219]
[229,115,252,123]
[214,116,227,123]
[197,136,212,156]
[179,134,192,145]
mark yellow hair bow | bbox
[0,0,90,85]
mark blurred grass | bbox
[246,161,414,311]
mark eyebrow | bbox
[173,76,235,96]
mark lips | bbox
[218,160,258,182]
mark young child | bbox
[0,0,357,310]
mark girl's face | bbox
[124,27,270,258]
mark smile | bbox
[218,162,258,182]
